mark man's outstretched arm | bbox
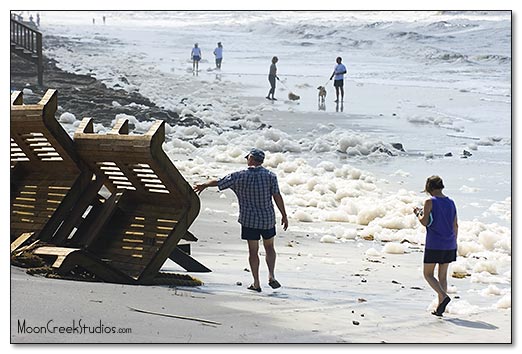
[193,179,219,194]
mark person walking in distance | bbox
[193,148,288,292]
[414,175,458,317]
[213,42,223,69]
[191,43,202,74]
[329,56,347,103]
[266,56,280,100]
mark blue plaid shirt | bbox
[218,166,280,229]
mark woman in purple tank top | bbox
[413,175,459,317]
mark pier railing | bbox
[10,17,43,86]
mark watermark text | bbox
[17,319,132,335]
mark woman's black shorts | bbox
[423,248,457,264]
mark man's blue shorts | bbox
[241,226,276,241]
[334,79,344,87]
[193,55,201,62]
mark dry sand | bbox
[9,187,511,344]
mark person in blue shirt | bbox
[191,43,202,73]
[414,175,459,317]
[193,148,288,293]
[329,57,347,103]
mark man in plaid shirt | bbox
[193,148,288,292]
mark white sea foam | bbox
[365,247,382,257]
[447,300,481,316]
[382,242,406,254]
[495,293,511,309]
[319,235,338,244]
[59,112,76,124]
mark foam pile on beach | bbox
[57,95,512,310]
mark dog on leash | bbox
[288,92,300,101]
[317,86,327,103]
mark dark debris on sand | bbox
[10,37,205,129]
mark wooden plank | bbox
[118,203,185,217]
[11,91,23,105]
[108,119,129,135]
[139,217,188,281]
[97,220,163,236]
[182,231,198,242]
[97,252,151,265]
[75,150,153,162]
[96,245,159,260]
[57,250,134,284]
[103,222,175,236]
[12,208,57,220]
[34,246,80,257]
[74,138,151,148]
[169,247,211,273]
[78,192,123,248]
[10,133,40,162]
[96,258,148,278]
[12,191,68,200]
[176,244,191,254]
[74,133,151,142]
[12,179,75,188]
[11,213,52,224]
[10,106,44,115]
[10,224,42,233]
[10,232,34,252]
[50,178,104,246]
[102,237,167,250]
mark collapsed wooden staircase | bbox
[11,89,209,285]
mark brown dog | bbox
[317,86,327,102]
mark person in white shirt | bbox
[191,43,202,73]
[329,57,347,102]
[213,42,223,69]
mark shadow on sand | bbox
[445,318,498,330]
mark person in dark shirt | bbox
[414,175,458,317]
[266,56,280,100]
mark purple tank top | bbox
[425,196,457,250]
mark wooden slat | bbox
[10,232,34,252]
[34,246,81,268]
[34,246,80,257]
[104,222,175,235]
[169,247,211,273]
[11,223,43,232]
[97,244,159,259]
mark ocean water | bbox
[24,11,511,296]
[37,10,511,219]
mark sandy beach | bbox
[10,186,511,343]
[8,10,513,346]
